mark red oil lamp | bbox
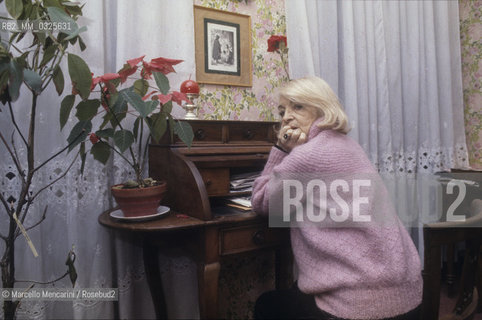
[180,79,200,94]
[180,79,200,119]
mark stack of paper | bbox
[230,171,261,193]
[227,197,252,211]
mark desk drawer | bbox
[199,168,229,196]
[228,122,274,143]
[191,122,224,143]
[220,224,286,256]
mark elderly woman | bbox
[252,77,422,320]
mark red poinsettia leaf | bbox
[127,55,145,68]
[150,56,183,66]
[157,93,172,105]
[149,57,183,75]
[171,91,189,105]
[104,81,117,94]
[141,61,153,80]
[91,76,101,91]
[118,65,137,84]
[100,73,120,82]
[142,90,158,101]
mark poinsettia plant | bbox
[267,35,289,80]
[62,54,194,188]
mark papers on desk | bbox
[211,197,252,215]
[227,197,252,210]
[211,171,259,215]
[230,171,261,193]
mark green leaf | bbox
[113,129,134,153]
[78,36,86,51]
[0,70,11,104]
[39,45,56,68]
[67,53,91,100]
[8,60,23,102]
[144,100,158,116]
[174,121,193,148]
[21,1,33,20]
[6,0,23,19]
[110,105,126,127]
[53,65,64,95]
[75,99,100,121]
[161,100,173,114]
[65,249,77,288]
[108,92,125,114]
[44,0,62,8]
[147,113,167,143]
[60,94,75,129]
[23,69,42,94]
[47,7,83,39]
[64,26,87,41]
[99,111,112,130]
[64,3,84,17]
[0,70,10,93]
[95,128,114,138]
[119,89,150,118]
[79,141,86,175]
[91,141,111,165]
[35,31,47,47]
[67,120,91,152]
[133,79,149,97]
[153,71,169,94]
[133,117,140,140]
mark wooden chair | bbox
[422,198,482,319]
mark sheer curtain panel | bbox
[0,1,198,319]
[286,0,469,174]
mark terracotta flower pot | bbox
[111,181,167,217]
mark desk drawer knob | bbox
[244,130,254,140]
[195,129,206,140]
[252,230,266,245]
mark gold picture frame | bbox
[194,5,252,87]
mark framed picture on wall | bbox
[194,5,252,87]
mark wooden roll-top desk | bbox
[146,120,291,319]
[150,120,276,220]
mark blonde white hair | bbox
[279,77,350,134]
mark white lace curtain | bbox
[286,0,469,174]
[0,1,199,319]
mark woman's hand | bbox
[277,125,307,152]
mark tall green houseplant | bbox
[0,1,86,318]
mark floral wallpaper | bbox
[194,0,288,121]
[460,0,482,169]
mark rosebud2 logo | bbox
[282,179,372,223]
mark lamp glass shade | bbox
[180,80,200,94]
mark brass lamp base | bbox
[184,93,199,120]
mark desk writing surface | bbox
[98,209,266,233]
[98,210,204,232]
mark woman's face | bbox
[278,97,320,135]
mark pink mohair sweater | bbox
[251,120,423,319]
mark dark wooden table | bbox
[99,209,291,319]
